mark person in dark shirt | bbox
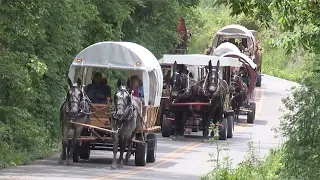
[101,78,112,103]
[85,72,111,103]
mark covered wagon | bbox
[67,41,163,166]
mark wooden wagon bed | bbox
[68,103,160,141]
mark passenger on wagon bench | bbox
[85,72,111,104]
[128,75,141,98]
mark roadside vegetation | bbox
[199,0,320,179]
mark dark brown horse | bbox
[254,41,262,72]
[230,74,248,123]
[198,60,229,139]
[169,61,198,140]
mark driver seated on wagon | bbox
[85,72,111,104]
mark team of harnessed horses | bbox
[164,60,249,141]
[59,77,145,168]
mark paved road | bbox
[0,75,298,180]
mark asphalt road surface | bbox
[0,75,298,180]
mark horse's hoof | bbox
[111,164,117,170]
[58,159,64,165]
[202,139,209,143]
[178,135,185,140]
[172,136,178,141]
[124,159,129,165]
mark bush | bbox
[202,133,282,180]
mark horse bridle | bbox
[66,86,91,119]
[230,75,242,96]
[203,69,221,103]
[113,88,134,121]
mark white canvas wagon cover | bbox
[212,42,241,56]
[159,54,242,67]
[220,51,257,69]
[212,24,256,52]
[215,24,254,37]
[68,41,163,106]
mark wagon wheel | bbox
[135,133,148,166]
[146,133,157,163]
[79,129,91,160]
[161,113,173,137]
[227,115,234,138]
[218,118,228,140]
[256,73,262,87]
[247,102,256,124]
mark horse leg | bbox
[202,111,210,140]
[179,111,188,139]
[172,111,181,141]
[237,104,240,122]
[58,124,69,165]
[111,132,119,170]
[66,126,83,166]
[118,135,127,168]
[125,132,135,164]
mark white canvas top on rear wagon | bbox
[159,54,242,81]
[68,41,163,106]
[159,54,242,67]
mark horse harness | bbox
[66,87,92,121]
[112,89,140,133]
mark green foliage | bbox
[274,85,320,180]
[203,124,282,180]
[203,145,282,180]
[201,0,320,179]
[0,0,199,168]
[187,6,237,54]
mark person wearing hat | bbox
[85,72,111,103]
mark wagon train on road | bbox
[210,24,263,87]
[60,41,163,168]
[158,54,243,140]
[213,42,257,124]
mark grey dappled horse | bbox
[111,79,143,170]
[198,60,229,139]
[58,78,91,165]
